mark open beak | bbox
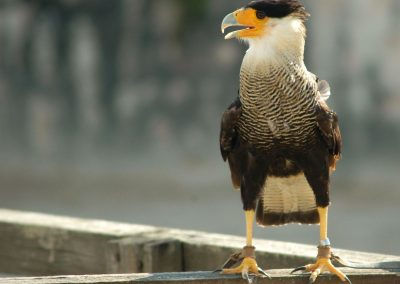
[221,9,255,40]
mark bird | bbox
[219,0,348,283]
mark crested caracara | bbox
[219,0,348,283]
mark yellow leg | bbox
[318,207,328,242]
[291,207,352,283]
[245,210,254,246]
[221,210,270,281]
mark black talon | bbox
[214,252,243,272]
[330,253,341,263]
[308,277,316,284]
[258,268,272,279]
[291,266,307,274]
[222,252,243,269]
[243,271,252,284]
[344,275,352,284]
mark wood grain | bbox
[0,208,399,282]
[0,269,399,284]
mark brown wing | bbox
[316,100,342,171]
[220,97,242,188]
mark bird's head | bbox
[221,0,309,60]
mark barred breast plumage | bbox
[238,58,319,151]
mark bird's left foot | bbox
[291,246,352,283]
[216,246,271,283]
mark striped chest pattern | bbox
[238,61,319,150]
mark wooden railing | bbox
[0,209,399,283]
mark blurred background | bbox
[0,0,399,255]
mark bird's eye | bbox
[256,11,266,20]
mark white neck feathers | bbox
[243,17,306,67]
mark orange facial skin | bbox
[233,8,269,39]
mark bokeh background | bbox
[0,0,399,255]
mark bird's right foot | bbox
[216,246,270,283]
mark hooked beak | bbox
[221,10,251,40]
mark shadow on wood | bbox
[0,209,399,283]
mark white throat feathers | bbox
[243,17,306,67]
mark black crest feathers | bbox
[245,0,309,20]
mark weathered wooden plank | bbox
[172,230,316,270]
[0,209,158,275]
[142,239,182,272]
[0,209,156,236]
[0,269,399,284]
[105,236,183,273]
[0,209,399,278]
[164,229,400,271]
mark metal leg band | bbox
[242,246,256,258]
[319,238,331,247]
[317,245,332,259]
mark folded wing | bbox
[316,81,342,171]
[220,97,242,189]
